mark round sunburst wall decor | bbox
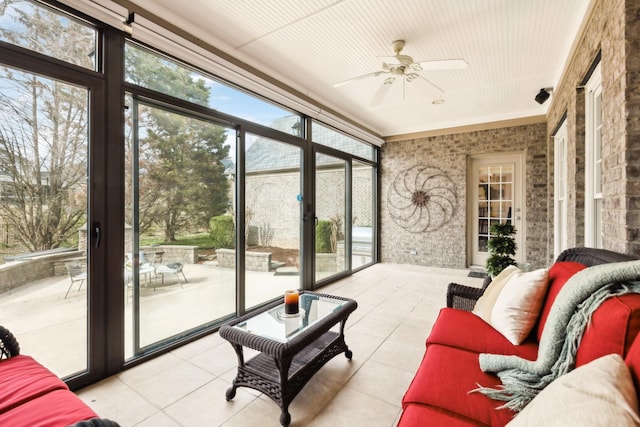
[387,165,458,233]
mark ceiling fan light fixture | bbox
[406,72,418,82]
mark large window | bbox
[0,0,97,70]
[125,42,302,136]
[312,121,375,161]
[0,0,378,386]
[585,63,602,248]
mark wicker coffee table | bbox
[219,291,357,426]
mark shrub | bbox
[485,222,517,277]
[209,215,235,249]
[316,220,333,253]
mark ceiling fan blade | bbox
[417,59,468,71]
[370,79,394,106]
[334,71,386,88]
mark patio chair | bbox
[65,262,87,298]
[125,252,155,284]
[154,262,187,290]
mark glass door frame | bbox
[0,31,115,388]
[309,144,354,288]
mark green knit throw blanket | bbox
[475,260,640,412]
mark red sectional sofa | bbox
[0,326,119,427]
[398,247,640,426]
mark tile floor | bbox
[77,263,484,427]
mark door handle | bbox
[93,223,101,248]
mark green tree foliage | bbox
[316,220,333,253]
[0,2,92,251]
[485,222,517,277]
[125,44,230,241]
[209,215,235,249]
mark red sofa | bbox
[398,248,640,426]
[0,326,119,427]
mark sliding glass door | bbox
[124,97,236,355]
[315,153,348,281]
[245,134,302,309]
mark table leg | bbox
[226,343,244,401]
[277,357,293,426]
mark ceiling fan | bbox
[334,40,468,106]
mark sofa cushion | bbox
[0,355,68,414]
[575,294,640,367]
[402,344,516,427]
[398,403,486,427]
[535,261,586,342]
[426,308,539,358]
[506,354,640,426]
[625,331,640,399]
[0,388,98,427]
[473,265,521,321]
[489,267,549,344]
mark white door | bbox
[469,153,525,268]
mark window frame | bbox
[553,119,568,259]
[584,62,602,248]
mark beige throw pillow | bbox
[507,354,640,426]
[473,265,521,322]
[490,267,549,344]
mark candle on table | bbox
[284,290,299,315]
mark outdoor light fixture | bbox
[535,87,553,105]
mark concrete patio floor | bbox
[0,261,305,378]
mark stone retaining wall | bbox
[216,248,272,272]
[0,251,83,293]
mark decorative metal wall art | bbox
[387,165,458,233]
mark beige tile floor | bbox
[76,263,484,427]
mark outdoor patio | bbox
[0,261,302,378]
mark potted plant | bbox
[485,222,517,277]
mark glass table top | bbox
[234,293,348,342]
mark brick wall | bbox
[380,123,547,269]
[546,0,640,256]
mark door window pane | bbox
[478,165,513,252]
[315,153,347,281]
[0,0,98,70]
[0,67,89,377]
[352,161,374,268]
[125,96,235,355]
[245,134,302,309]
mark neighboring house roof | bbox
[242,115,368,173]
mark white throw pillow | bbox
[473,265,521,322]
[489,267,549,344]
[507,354,640,426]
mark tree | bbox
[0,2,92,251]
[125,45,230,241]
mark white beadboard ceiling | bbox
[125,0,592,139]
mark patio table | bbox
[219,291,357,426]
